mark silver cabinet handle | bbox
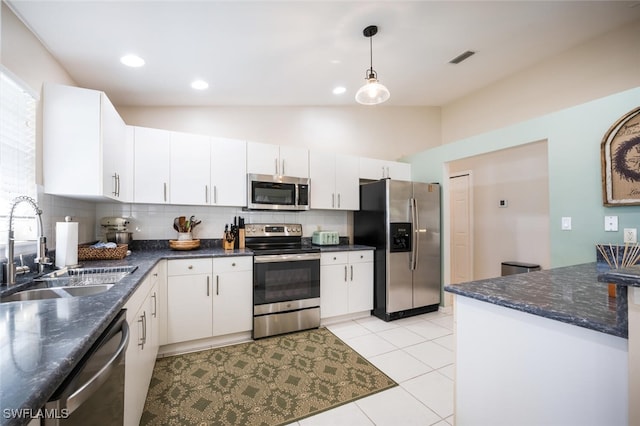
[281,159,285,176]
[350,265,354,281]
[163,182,167,202]
[213,185,217,204]
[205,185,209,203]
[188,265,193,270]
[275,158,279,175]
[151,292,157,318]
[138,311,147,349]
[216,275,219,295]
[332,193,335,208]
[344,265,347,282]
[112,173,118,196]
[62,317,129,414]
[207,276,210,296]
[338,193,341,208]
[116,173,120,197]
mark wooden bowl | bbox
[169,239,200,250]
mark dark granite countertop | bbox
[444,263,627,339]
[598,265,640,287]
[0,246,252,426]
[314,244,375,252]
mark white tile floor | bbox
[289,310,455,426]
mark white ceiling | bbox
[7,0,640,107]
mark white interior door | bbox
[450,173,472,284]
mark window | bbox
[0,69,37,247]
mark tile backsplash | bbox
[95,203,351,242]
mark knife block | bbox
[223,239,235,250]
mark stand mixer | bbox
[100,217,132,244]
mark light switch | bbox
[604,216,618,232]
[561,217,572,231]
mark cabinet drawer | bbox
[348,250,374,264]
[213,256,253,273]
[167,258,212,276]
[321,252,348,265]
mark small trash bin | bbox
[501,261,541,276]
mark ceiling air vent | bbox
[449,50,476,64]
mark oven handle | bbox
[254,253,321,263]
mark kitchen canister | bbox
[55,216,78,268]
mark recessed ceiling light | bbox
[333,86,346,95]
[191,80,209,90]
[120,54,145,68]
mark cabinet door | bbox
[124,301,148,426]
[212,270,253,335]
[359,157,386,180]
[211,138,247,206]
[170,131,211,205]
[101,93,128,201]
[334,154,360,210]
[348,261,374,313]
[134,126,171,203]
[320,264,349,318]
[167,274,213,343]
[43,84,102,197]
[279,145,309,178]
[247,141,280,175]
[387,161,411,181]
[309,151,336,209]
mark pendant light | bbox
[355,25,390,105]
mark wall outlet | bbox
[499,199,508,208]
[561,217,572,231]
[604,216,618,232]
[624,228,637,244]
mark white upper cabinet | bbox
[359,157,411,181]
[247,141,308,178]
[211,138,247,207]
[43,83,131,201]
[170,131,211,205]
[133,126,171,204]
[309,151,359,210]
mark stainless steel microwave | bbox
[247,174,310,211]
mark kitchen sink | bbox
[1,284,114,303]
[0,265,137,303]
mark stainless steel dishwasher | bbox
[43,309,129,425]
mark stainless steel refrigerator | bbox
[354,179,441,321]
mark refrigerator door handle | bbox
[411,197,419,270]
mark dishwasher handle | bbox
[51,313,130,415]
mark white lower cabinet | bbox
[124,263,161,426]
[320,250,374,319]
[166,257,253,345]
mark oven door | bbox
[253,252,320,306]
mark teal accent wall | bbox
[405,87,640,268]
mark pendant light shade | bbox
[355,25,390,105]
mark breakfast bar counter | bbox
[445,263,628,426]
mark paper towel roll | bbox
[56,220,78,268]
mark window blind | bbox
[0,70,37,245]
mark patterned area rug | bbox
[141,327,396,425]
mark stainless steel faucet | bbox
[3,196,52,285]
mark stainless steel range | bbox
[245,223,320,339]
